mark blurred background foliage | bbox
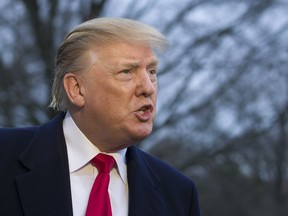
[0,0,288,215]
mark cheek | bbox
[84,85,112,116]
[92,92,129,118]
[84,79,117,105]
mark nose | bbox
[135,70,157,98]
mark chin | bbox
[130,127,153,141]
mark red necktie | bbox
[86,153,116,216]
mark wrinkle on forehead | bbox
[119,57,159,69]
[89,42,159,72]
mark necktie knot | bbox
[91,153,115,173]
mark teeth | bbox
[138,105,152,113]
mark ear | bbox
[63,73,85,107]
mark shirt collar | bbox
[63,112,128,184]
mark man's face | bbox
[77,42,159,151]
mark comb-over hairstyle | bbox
[49,17,168,111]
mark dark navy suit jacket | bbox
[0,113,200,216]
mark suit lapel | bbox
[16,113,73,216]
[127,146,168,216]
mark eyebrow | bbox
[121,58,159,69]
[147,58,159,68]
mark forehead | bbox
[92,41,158,66]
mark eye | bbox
[148,69,158,82]
[117,69,133,81]
[121,69,131,74]
[148,69,157,75]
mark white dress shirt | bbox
[63,112,129,216]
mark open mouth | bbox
[137,105,153,114]
[134,104,154,122]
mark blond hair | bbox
[49,17,167,111]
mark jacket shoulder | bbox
[129,147,201,215]
[0,126,37,155]
[0,112,62,159]
[137,148,192,182]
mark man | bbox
[0,17,200,216]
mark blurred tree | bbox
[0,0,108,126]
[1,0,288,215]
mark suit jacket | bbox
[0,113,200,216]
